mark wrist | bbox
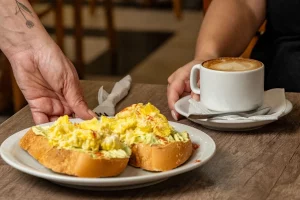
[5,35,55,65]
[7,37,60,76]
[0,0,53,59]
[4,34,54,60]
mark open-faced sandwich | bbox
[20,103,193,177]
[19,115,131,177]
[100,103,193,171]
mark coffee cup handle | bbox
[190,64,201,94]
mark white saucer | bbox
[175,96,293,131]
[0,119,216,191]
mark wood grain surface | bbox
[0,80,300,200]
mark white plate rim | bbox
[0,120,216,187]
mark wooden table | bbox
[1,81,300,200]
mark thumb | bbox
[64,80,96,120]
[32,111,49,125]
[72,99,97,120]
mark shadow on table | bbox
[32,150,236,199]
[0,147,238,199]
[42,169,215,199]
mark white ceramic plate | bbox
[175,96,293,131]
[0,119,216,190]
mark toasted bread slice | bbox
[19,129,129,177]
[129,139,193,171]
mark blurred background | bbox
[0,0,206,123]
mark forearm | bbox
[195,0,266,60]
[0,0,52,59]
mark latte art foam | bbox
[203,58,262,72]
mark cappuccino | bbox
[203,57,262,72]
[190,57,264,112]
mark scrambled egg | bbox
[32,115,131,158]
[100,103,189,146]
[32,103,189,158]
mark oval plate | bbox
[0,119,216,190]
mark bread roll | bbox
[19,129,129,177]
[129,139,193,171]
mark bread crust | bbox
[129,139,193,171]
[19,129,129,177]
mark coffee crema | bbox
[203,57,262,72]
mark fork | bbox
[93,75,131,117]
[188,107,271,119]
[92,86,112,117]
[93,104,115,117]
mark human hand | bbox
[9,41,96,124]
[167,60,202,121]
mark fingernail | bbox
[171,110,178,121]
[88,109,97,118]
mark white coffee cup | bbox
[190,57,264,112]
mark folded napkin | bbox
[188,88,286,121]
[93,75,132,116]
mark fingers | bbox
[71,98,96,120]
[167,82,191,108]
[171,110,180,121]
[167,73,175,84]
[167,80,183,111]
[167,78,191,121]
[167,60,203,121]
[184,79,191,92]
[167,66,191,121]
[32,112,49,125]
[168,74,182,121]
[49,116,60,122]
[191,92,200,101]
[191,80,200,101]
[59,59,96,120]
[64,79,96,120]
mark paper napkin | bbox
[93,75,132,116]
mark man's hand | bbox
[9,42,95,124]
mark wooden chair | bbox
[202,0,266,58]
[172,0,182,19]
[89,0,183,20]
